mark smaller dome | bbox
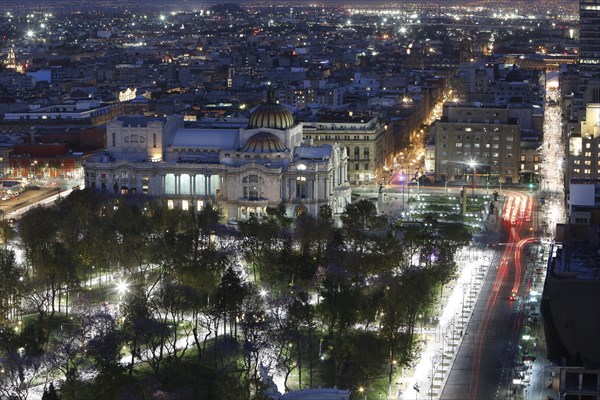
[240,132,287,153]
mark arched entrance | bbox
[294,205,307,217]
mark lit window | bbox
[296,176,307,199]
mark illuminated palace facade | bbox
[83,98,351,222]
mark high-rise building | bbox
[579,0,600,105]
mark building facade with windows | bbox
[580,0,600,106]
[434,104,521,184]
[302,112,386,185]
[567,103,600,183]
[83,99,351,222]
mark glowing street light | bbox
[469,160,477,198]
[357,386,366,400]
[116,280,129,301]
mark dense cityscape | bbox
[0,0,596,399]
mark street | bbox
[440,192,535,400]
[439,86,566,400]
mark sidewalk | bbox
[509,251,556,400]
[395,246,492,400]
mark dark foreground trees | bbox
[2,191,467,399]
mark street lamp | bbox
[116,280,129,302]
[430,354,439,400]
[461,282,469,321]
[358,386,366,400]
[469,160,477,198]
[399,172,406,211]
[89,265,95,288]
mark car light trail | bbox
[468,190,536,400]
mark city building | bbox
[8,143,86,181]
[275,86,314,111]
[519,141,542,185]
[542,218,600,400]
[567,103,600,182]
[433,104,521,184]
[579,0,600,106]
[2,101,118,126]
[83,96,351,222]
[302,111,386,185]
[0,144,11,178]
[568,180,600,219]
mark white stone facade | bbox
[84,111,351,222]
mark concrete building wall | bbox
[434,121,521,183]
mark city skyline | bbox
[0,0,592,399]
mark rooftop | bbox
[294,144,333,160]
[117,116,166,127]
[171,128,239,149]
[312,111,376,124]
[552,224,600,280]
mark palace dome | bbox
[248,98,294,130]
[240,132,287,153]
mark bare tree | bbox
[0,350,48,400]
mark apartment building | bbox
[434,104,521,184]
